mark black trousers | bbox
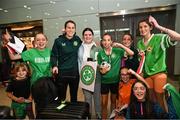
[56,74,79,102]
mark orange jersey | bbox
[118,79,136,106]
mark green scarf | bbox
[164,83,180,118]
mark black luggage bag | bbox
[36,101,89,119]
[0,106,12,119]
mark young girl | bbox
[121,34,139,72]
[113,67,147,119]
[116,67,145,108]
[97,33,134,119]
[9,33,52,86]
[126,80,166,119]
[6,63,34,119]
[137,17,179,112]
[78,28,101,118]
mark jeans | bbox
[82,79,101,117]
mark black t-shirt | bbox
[125,46,139,72]
[6,77,31,100]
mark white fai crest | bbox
[73,41,78,46]
[62,43,66,46]
[111,53,116,58]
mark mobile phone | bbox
[87,58,93,61]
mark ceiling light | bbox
[44,12,50,15]
[4,10,8,12]
[26,16,32,19]
[50,1,56,4]
[120,10,126,15]
[0,8,3,10]
[27,7,31,10]
[66,9,71,13]
[11,26,35,31]
[24,5,27,8]
[145,0,149,3]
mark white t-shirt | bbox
[82,42,95,61]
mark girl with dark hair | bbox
[51,20,82,102]
[121,33,139,72]
[97,33,134,119]
[126,80,165,119]
[78,27,101,118]
[137,16,179,113]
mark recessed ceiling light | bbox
[27,7,31,10]
[66,9,71,13]
[50,1,56,4]
[120,10,126,15]
[24,5,27,8]
[44,12,50,16]
[0,8,3,10]
[145,0,149,3]
[26,16,32,19]
[4,10,8,12]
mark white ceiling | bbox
[0,0,66,9]
[0,0,179,24]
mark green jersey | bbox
[97,47,124,84]
[137,34,177,77]
[21,48,52,86]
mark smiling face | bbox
[83,30,93,44]
[122,34,132,48]
[120,67,130,83]
[16,67,28,80]
[35,33,48,50]
[102,34,112,49]
[65,22,76,39]
[139,21,152,38]
[133,82,146,101]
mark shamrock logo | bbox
[81,65,95,85]
[73,41,78,46]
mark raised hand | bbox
[149,16,160,29]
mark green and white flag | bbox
[80,61,97,92]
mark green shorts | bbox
[11,101,28,118]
